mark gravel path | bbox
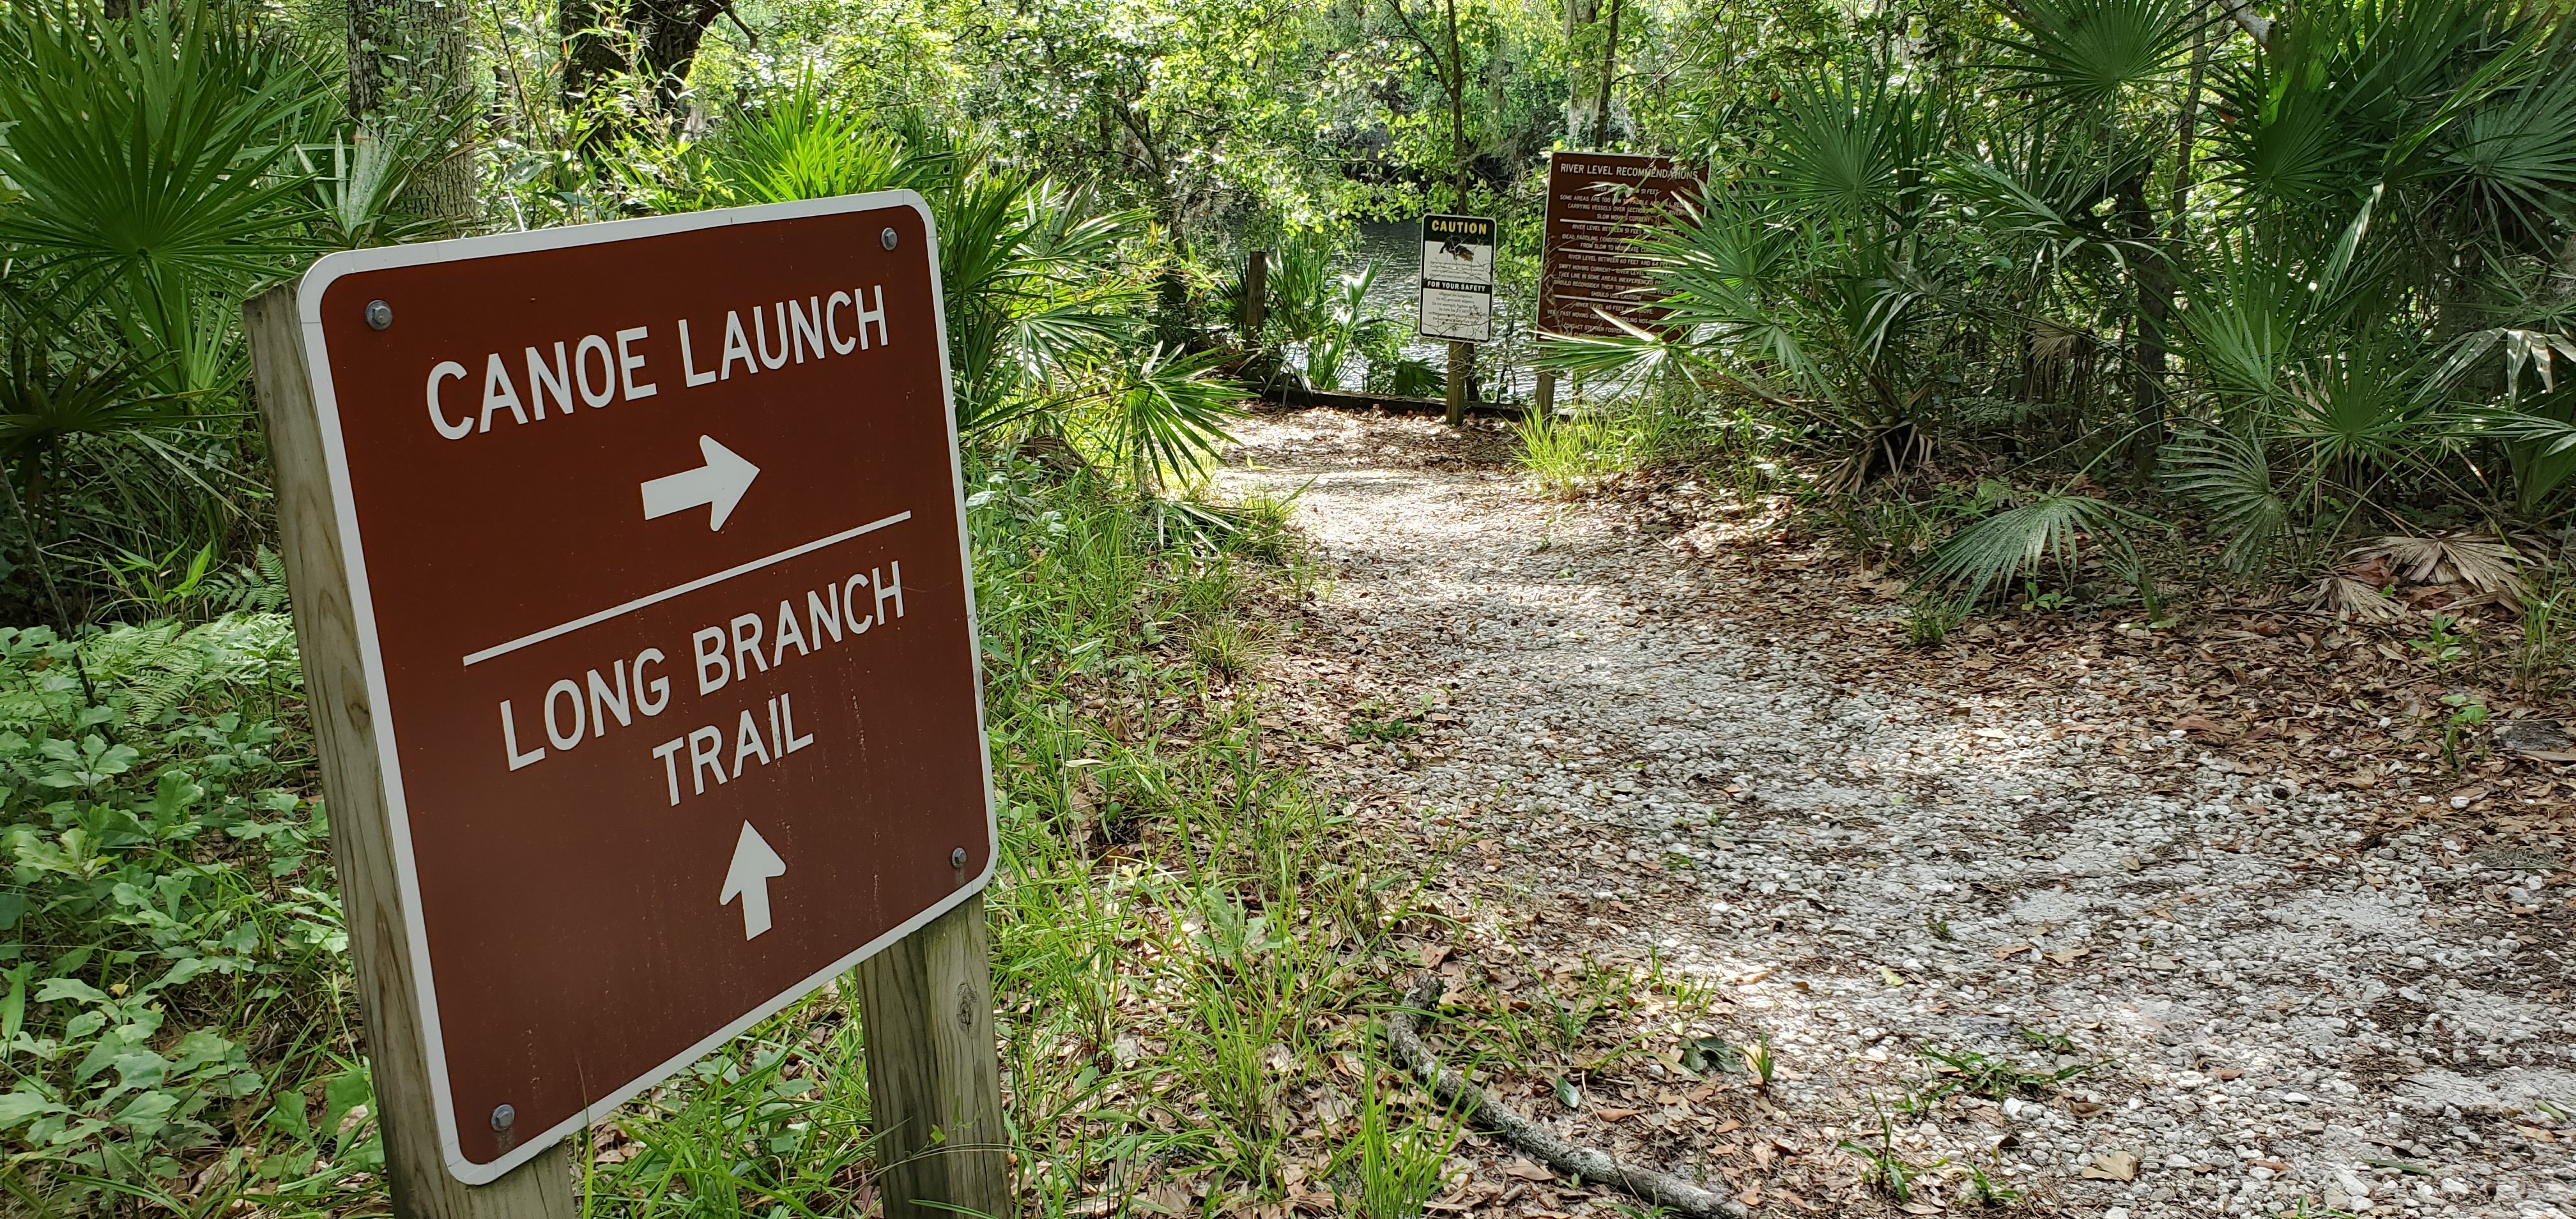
[1218,409,2576,1219]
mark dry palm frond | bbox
[2346,532,2529,602]
[2310,574,2406,623]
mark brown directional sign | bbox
[290,193,993,1183]
[1537,151,1703,338]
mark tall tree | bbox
[349,0,476,232]
[1590,0,1620,147]
[560,0,737,117]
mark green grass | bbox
[1517,409,1634,497]
[1326,1055,1465,1218]
[1913,1044,2100,1104]
[1513,395,1726,498]
[0,454,1450,1215]
[1837,1115,1944,1203]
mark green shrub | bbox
[0,618,369,1206]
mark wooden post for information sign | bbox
[854,891,1008,1219]
[243,193,1008,1218]
[1445,341,1469,427]
[1418,214,1496,428]
[1245,249,1268,341]
[248,284,579,1219]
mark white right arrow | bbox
[718,822,787,940]
[641,435,761,531]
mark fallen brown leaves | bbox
[1607,469,2576,857]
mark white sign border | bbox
[293,190,1000,1186]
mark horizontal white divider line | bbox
[459,510,914,668]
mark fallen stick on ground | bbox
[1388,972,1750,1218]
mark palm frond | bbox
[2172,234,2317,411]
[1766,68,1942,229]
[1912,491,2149,604]
[1988,0,2212,114]
[1607,192,1827,406]
[0,300,181,470]
[2280,329,2448,471]
[2310,574,2407,622]
[2434,326,2576,404]
[303,98,479,250]
[0,0,325,300]
[701,78,917,205]
[2426,32,2576,241]
[2348,532,2527,599]
[1105,345,1243,491]
[2161,425,2292,573]
[1938,128,2143,275]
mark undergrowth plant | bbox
[1327,1056,1465,1218]
[1915,1044,2099,1103]
[0,450,1436,1213]
[1516,410,1630,498]
[0,617,351,1208]
[1838,1114,1943,1202]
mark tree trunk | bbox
[351,0,477,233]
[560,0,727,118]
[1590,0,1621,148]
[1442,0,1472,429]
[1443,0,1468,211]
[1563,0,1597,138]
[2119,174,2170,479]
[2171,6,2211,226]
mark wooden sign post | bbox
[246,291,580,1219]
[245,193,1006,1216]
[1244,249,1268,341]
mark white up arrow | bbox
[641,435,760,530]
[718,822,787,940]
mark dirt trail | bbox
[1218,410,2575,1219]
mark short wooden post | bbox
[855,890,1008,1219]
[1535,368,1557,417]
[1244,249,1268,343]
[247,284,578,1219]
[1445,340,1471,425]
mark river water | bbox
[1350,219,1541,403]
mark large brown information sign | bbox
[287,193,993,1184]
[1537,151,1702,337]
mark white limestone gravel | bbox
[1218,409,2576,1218]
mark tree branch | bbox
[2217,0,2271,49]
[1388,974,1750,1219]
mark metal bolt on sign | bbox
[882,227,900,250]
[365,299,392,330]
[490,1104,514,1131]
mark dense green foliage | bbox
[1557,0,2576,611]
[4,0,2575,1205]
[0,613,367,1203]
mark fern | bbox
[201,546,291,614]
[79,613,300,721]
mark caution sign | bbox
[1418,213,1497,343]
